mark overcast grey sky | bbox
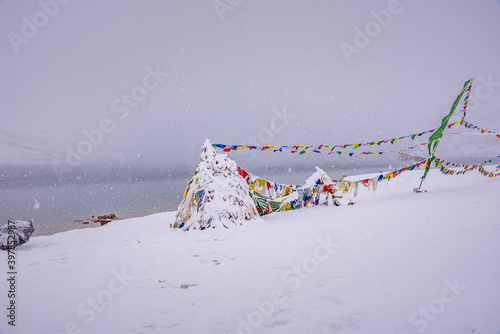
[1,0,499,171]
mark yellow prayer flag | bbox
[420,159,428,170]
[285,186,291,195]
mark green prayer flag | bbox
[268,200,282,212]
[427,79,472,156]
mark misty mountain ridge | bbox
[0,128,67,166]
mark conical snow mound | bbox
[173,140,258,230]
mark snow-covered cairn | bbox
[245,166,350,215]
[304,167,350,207]
[173,140,258,230]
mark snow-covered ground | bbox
[1,169,499,334]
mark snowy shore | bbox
[1,169,499,334]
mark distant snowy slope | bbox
[436,127,500,163]
[0,129,66,165]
